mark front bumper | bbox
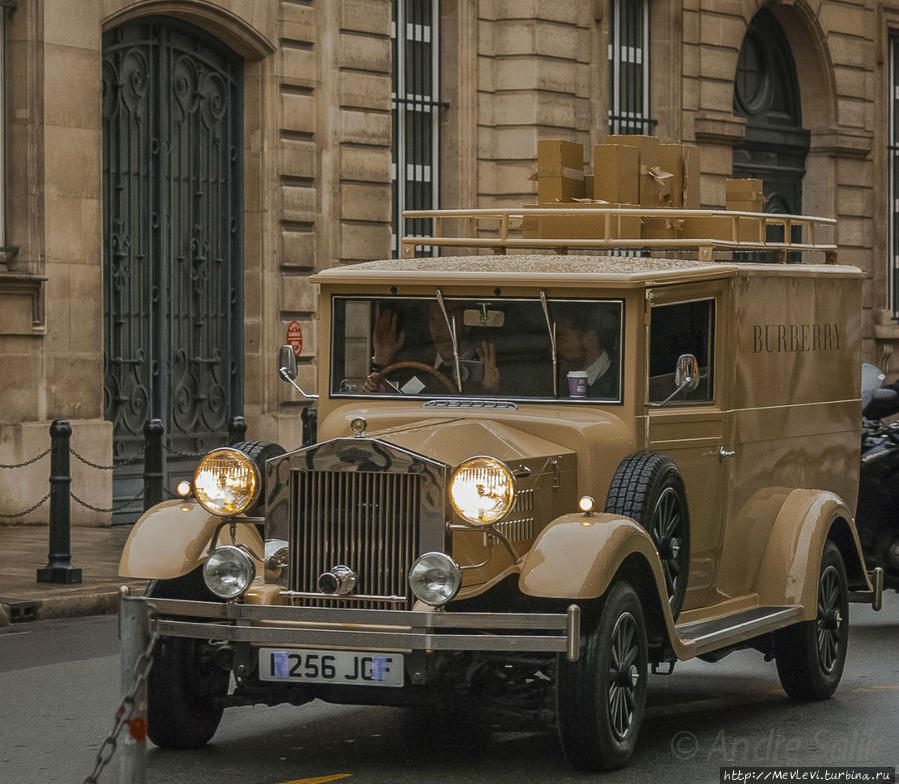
[129,595,582,662]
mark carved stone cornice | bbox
[808,128,873,159]
[693,114,747,147]
[0,270,46,334]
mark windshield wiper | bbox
[435,289,462,393]
[539,291,558,397]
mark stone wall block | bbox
[281,185,317,223]
[536,93,578,129]
[837,216,873,248]
[827,33,871,70]
[836,158,872,187]
[45,45,101,129]
[494,92,537,126]
[699,79,736,114]
[340,183,391,222]
[339,71,391,112]
[45,0,101,49]
[339,109,391,146]
[282,92,316,134]
[836,97,867,129]
[281,275,317,313]
[281,230,317,270]
[493,19,536,55]
[533,21,581,60]
[339,32,391,73]
[340,222,391,261]
[341,0,391,36]
[45,126,101,200]
[699,46,739,80]
[280,139,317,178]
[280,2,317,43]
[341,146,391,183]
[281,45,317,84]
[47,355,102,421]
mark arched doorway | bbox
[732,9,809,233]
[102,18,244,520]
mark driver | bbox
[363,302,501,394]
[556,306,618,399]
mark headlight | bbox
[449,456,515,525]
[193,447,260,516]
[203,545,255,599]
[409,552,461,607]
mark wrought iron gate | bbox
[102,18,243,521]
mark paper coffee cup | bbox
[567,371,588,398]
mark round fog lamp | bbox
[193,447,260,517]
[450,456,515,525]
[578,495,595,514]
[176,480,192,498]
[409,552,462,607]
[203,545,255,599]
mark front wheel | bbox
[145,571,229,748]
[774,540,849,700]
[556,581,648,771]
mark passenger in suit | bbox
[556,305,619,399]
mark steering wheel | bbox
[369,361,458,394]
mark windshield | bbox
[330,296,623,403]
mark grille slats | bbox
[291,470,422,609]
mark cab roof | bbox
[311,254,864,288]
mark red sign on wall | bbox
[286,321,303,357]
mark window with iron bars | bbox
[890,33,899,317]
[391,0,441,258]
[608,0,654,135]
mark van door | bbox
[645,282,730,612]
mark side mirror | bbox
[279,345,298,380]
[675,354,700,391]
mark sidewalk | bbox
[0,524,146,626]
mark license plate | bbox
[258,648,404,687]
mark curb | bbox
[0,583,146,627]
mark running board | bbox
[675,605,804,658]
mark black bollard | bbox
[143,419,164,510]
[37,419,82,584]
[228,416,247,445]
[301,405,318,447]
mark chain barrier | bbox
[163,444,206,460]
[71,488,144,514]
[82,618,158,784]
[70,446,145,471]
[0,448,50,470]
[0,491,50,520]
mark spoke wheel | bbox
[605,453,691,619]
[775,540,849,700]
[557,581,648,772]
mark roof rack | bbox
[400,207,838,265]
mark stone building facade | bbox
[0,0,892,524]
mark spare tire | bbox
[230,440,286,515]
[604,452,690,620]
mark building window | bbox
[391,0,440,256]
[0,2,10,251]
[890,34,899,316]
[608,0,652,134]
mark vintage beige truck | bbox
[119,203,883,771]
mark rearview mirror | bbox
[279,345,298,380]
[675,354,699,391]
[463,306,505,328]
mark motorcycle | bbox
[857,362,899,590]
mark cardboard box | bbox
[593,144,639,205]
[726,178,765,212]
[607,135,669,206]
[537,139,584,202]
[523,202,641,242]
[681,215,764,244]
[659,144,700,209]
[584,174,594,201]
[642,215,687,241]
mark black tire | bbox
[774,540,849,700]
[605,453,690,619]
[230,440,286,515]
[557,581,649,771]
[145,570,229,749]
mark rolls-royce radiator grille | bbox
[290,470,422,609]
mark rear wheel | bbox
[774,540,849,700]
[145,570,229,749]
[557,581,648,771]
[605,453,690,619]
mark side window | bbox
[648,299,715,404]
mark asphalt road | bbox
[1,596,897,784]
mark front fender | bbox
[118,499,264,580]
[753,489,867,617]
[518,512,668,601]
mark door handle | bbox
[719,447,736,462]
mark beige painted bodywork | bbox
[119,499,264,580]
[121,253,873,659]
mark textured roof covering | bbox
[312,254,862,286]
